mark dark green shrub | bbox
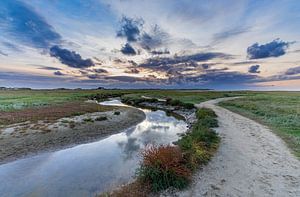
[95,116,107,121]
[169,99,183,106]
[196,108,217,119]
[83,118,94,122]
[114,111,120,115]
[182,102,195,109]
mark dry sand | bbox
[0,106,145,164]
[175,97,300,197]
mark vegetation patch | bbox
[0,102,115,125]
[95,116,108,121]
[121,95,195,110]
[102,108,220,196]
[114,111,121,115]
[83,118,94,122]
[137,145,191,192]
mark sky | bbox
[0,0,300,90]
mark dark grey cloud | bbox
[92,68,108,73]
[87,74,107,79]
[284,66,300,75]
[247,39,291,59]
[37,66,62,70]
[0,1,61,49]
[168,70,260,86]
[54,71,64,76]
[50,45,94,68]
[248,65,260,73]
[140,52,232,68]
[120,43,136,55]
[116,17,171,53]
[151,49,170,55]
[117,16,143,42]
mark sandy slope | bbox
[176,97,300,197]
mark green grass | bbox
[177,108,220,170]
[0,89,132,112]
[0,89,247,112]
[219,92,300,157]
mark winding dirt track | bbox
[176,98,300,197]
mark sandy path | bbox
[176,97,300,197]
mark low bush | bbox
[83,117,94,122]
[181,102,195,109]
[168,99,195,109]
[114,111,120,115]
[95,116,107,121]
[121,97,147,106]
[196,108,217,119]
[89,93,123,101]
[137,145,191,192]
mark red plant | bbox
[141,145,191,178]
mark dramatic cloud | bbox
[117,16,143,42]
[120,43,137,55]
[116,17,170,52]
[285,66,300,75]
[140,25,170,50]
[0,1,61,49]
[248,65,260,73]
[247,39,291,59]
[140,52,232,68]
[50,46,94,68]
[170,71,260,85]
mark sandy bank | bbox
[0,105,145,164]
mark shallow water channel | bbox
[0,100,188,197]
